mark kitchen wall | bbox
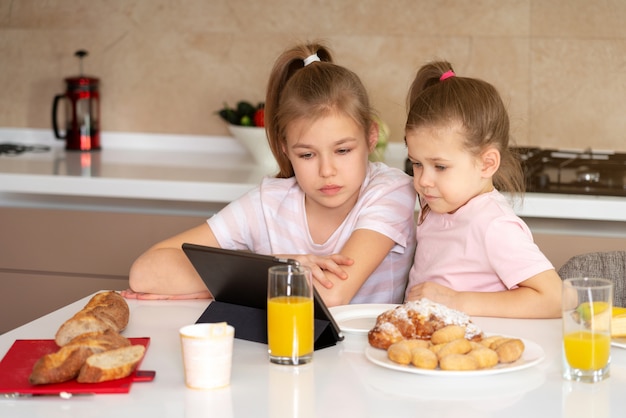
[1,0,625,151]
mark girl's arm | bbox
[299,229,396,307]
[124,223,219,299]
[406,269,563,318]
[125,222,397,305]
[125,221,358,301]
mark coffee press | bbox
[52,50,100,151]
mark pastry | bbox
[435,338,472,360]
[431,325,466,345]
[368,299,483,349]
[439,353,478,371]
[493,338,525,363]
[410,347,438,369]
[480,335,504,349]
[467,347,499,369]
[383,333,526,371]
[387,339,430,365]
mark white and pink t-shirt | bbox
[406,189,554,299]
[208,162,417,304]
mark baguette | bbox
[55,291,130,347]
[30,330,130,385]
[77,344,146,383]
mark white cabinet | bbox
[0,207,206,333]
[532,231,626,271]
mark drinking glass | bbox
[267,265,314,365]
[562,277,613,383]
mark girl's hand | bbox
[120,288,212,301]
[405,281,458,308]
[287,254,354,289]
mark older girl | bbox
[124,42,416,306]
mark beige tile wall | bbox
[1,0,624,151]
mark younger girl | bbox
[124,42,416,306]
[404,61,561,318]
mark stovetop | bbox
[516,147,626,197]
[405,147,626,197]
[0,143,50,155]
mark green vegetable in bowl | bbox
[237,101,257,117]
[240,115,252,126]
[218,106,238,125]
[217,101,265,127]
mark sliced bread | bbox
[29,330,131,385]
[77,344,146,383]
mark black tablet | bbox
[182,243,344,349]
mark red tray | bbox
[0,338,154,396]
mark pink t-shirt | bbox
[406,190,554,299]
[208,162,417,304]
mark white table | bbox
[1,293,626,417]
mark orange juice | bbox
[267,296,314,357]
[563,331,611,370]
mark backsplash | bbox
[1,0,625,151]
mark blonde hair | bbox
[406,61,524,196]
[265,41,374,178]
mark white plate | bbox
[365,337,545,377]
[329,304,398,335]
[612,337,626,349]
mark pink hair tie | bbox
[440,70,455,81]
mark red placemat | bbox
[0,338,153,395]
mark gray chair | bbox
[558,251,626,307]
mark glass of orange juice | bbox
[267,265,314,365]
[562,277,613,383]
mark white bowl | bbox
[228,125,277,169]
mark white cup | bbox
[180,322,235,389]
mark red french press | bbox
[52,50,100,151]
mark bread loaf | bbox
[55,291,129,347]
[77,345,146,383]
[30,330,130,385]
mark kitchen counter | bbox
[0,128,267,216]
[1,128,625,235]
[1,293,626,417]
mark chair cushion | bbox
[558,251,626,307]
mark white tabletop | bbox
[1,293,626,417]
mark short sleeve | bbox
[354,164,417,251]
[484,217,554,289]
